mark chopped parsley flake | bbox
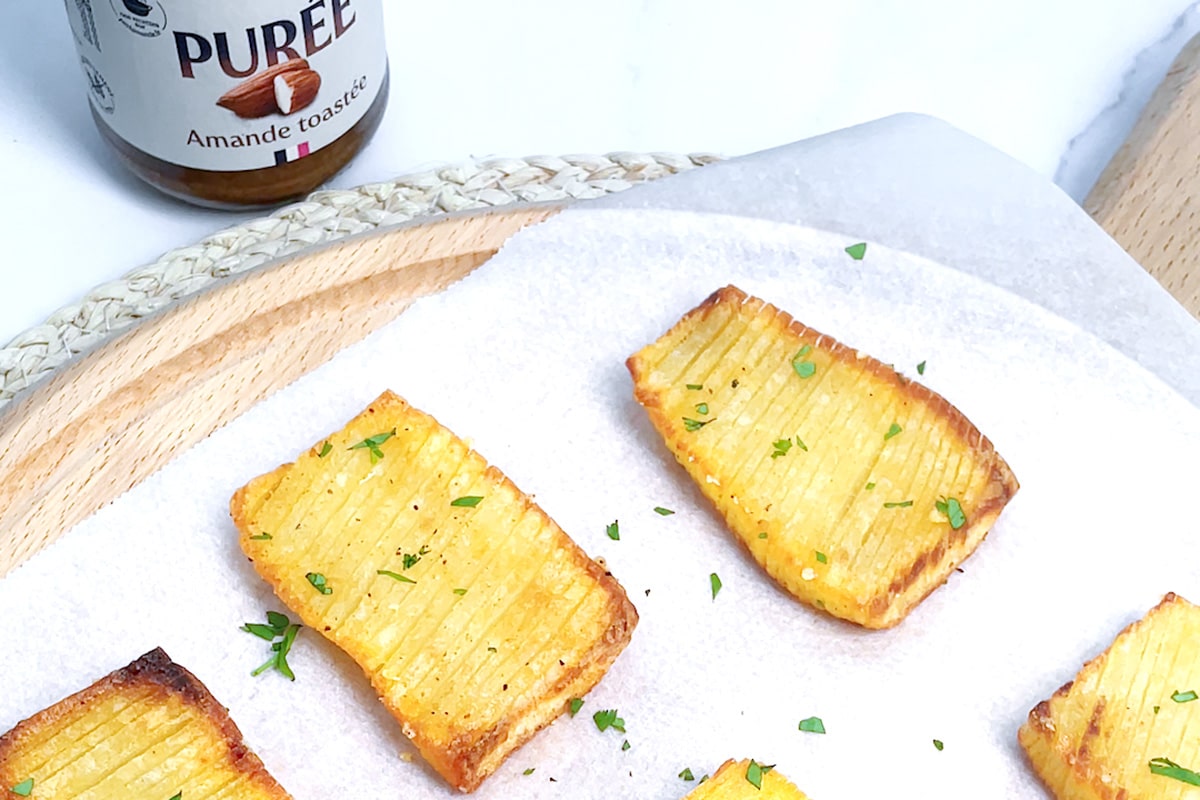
[745,760,774,789]
[607,521,620,541]
[815,551,828,564]
[249,532,273,541]
[795,437,808,451]
[248,615,301,681]
[1149,757,1200,786]
[654,506,675,516]
[1155,705,1161,714]
[917,361,927,375]
[695,402,710,415]
[453,588,468,596]
[936,496,967,529]
[710,572,722,600]
[305,572,332,594]
[791,345,817,379]
[401,545,431,570]
[11,779,33,797]
[845,242,867,260]
[593,709,626,733]
[758,532,768,539]
[798,716,826,734]
[622,739,631,751]
[451,495,483,508]
[884,500,914,508]
[1172,689,1198,703]
[169,794,182,800]
[377,570,416,584]
[933,739,944,751]
[348,429,396,464]
[569,697,584,716]
[317,441,332,458]
[686,383,703,391]
[679,768,695,781]
[523,768,535,776]
[865,482,876,490]
[885,422,903,440]
[683,417,712,432]
[771,438,793,458]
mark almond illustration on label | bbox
[216,59,312,118]
[275,69,321,115]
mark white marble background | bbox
[1,1,1199,340]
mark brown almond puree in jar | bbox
[64,0,389,208]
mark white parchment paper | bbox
[2,208,1198,800]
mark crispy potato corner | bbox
[231,390,637,792]
[628,285,1018,628]
[0,648,290,799]
[682,759,811,799]
[1019,593,1200,800]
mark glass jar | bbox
[63,0,389,208]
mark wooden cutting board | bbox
[1087,32,1200,316]
[0,203,563,577]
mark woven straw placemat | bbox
[0,151,718,411]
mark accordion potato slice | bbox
[231,390,638,792]
[628,286,1018,628]
[0,648,290,800]
[1019,593,1200,799]
[682,759,811,799]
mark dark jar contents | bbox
[92,71,389,209]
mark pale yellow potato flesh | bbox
[0,648,291,800]
[1019,593,1200,800]
[231,390,637,792]
[627,286,1018,628]
[682,758,811,799]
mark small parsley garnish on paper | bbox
[305,572,332,594]
[593,709,626,733]
[377,570,416,584]
[607,521,620,541]
[348,429,396,464]
[791,345,816,379]
[710,572,722,600]
[451,496,483,508]
[522,768,535,776]
[622,739,631,751]
[933,739,944,751]
[798,716,826,734]
[244,612,301,680]
[11,779,33,797]
[936,496,967,529]
[1149,757,1200,786]
[1172,689,1198,703]
[885,422,903,440]
[679,768,695,781]
[683,417,712,432]
[917,361,927,375]
[654,506,675,516]
[745,760,774,789]
[845,242,867,260]
[569,698,584,716]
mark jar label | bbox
[63,0,387,172]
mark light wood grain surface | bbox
[0,203,563,577]
[1087,32,1200,317]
